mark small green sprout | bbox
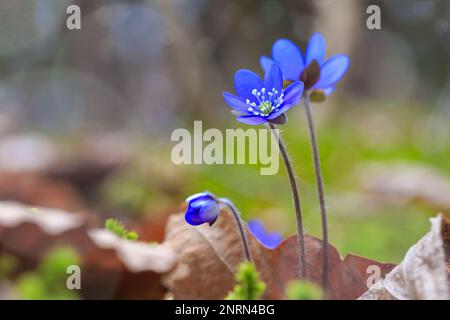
[285,280,324,300]
[105,218,139,241]
[16,247,80,300]
[225,262,265,300]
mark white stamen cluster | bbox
[245,87,284,116]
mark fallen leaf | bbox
[359,214,450,300]
[88,229,176,273]
[82,230,177,299]
[133,209,173,243]
[0,202,92,275]
[0,202,84,235]
[162,210,395,299]
[80,246,172,299]
[0,171,85,212]
[272,235,395,300]
[0,201,177,299]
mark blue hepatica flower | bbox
[260,32,350,97]
[185,192,222,226]
[248,219,283,250]
[223,64,304,125]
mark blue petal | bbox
[261,233,283,249]
[248,220,265,237]
[264,63,283,93]
[260,56,274,74]
[234,69,265,103]
[272,39,304,81]
[187,197,217,215]
[199,202,221,224]
[283,81,304,104]
[248,219,283,249]
[185,206,204,226]
[267,102,295,120]
[188,199,210,212]
[236,115,268,125]
[314,54,349,89]
[306,32,326,66]
[185,192,214,204]
[185,195,220,226]
[223,92,250,113]
[266,82,303,120]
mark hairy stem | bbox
[303,94,329,294]
[268,123,306,278]
[220,198,252,261]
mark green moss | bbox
[225,262,265,300]
[16,247,80,300]
[105,218,139,241]
[285,280,324,300]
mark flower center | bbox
[259,101,272,115]
[244,88,284,117]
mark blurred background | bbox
[0,0,450,284]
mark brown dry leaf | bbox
[0,201,92,275]
[0,171,86,212]
[359,163,450,215]
[0,201,84,235]
[133,215,170,244]
[162,210,395,300]
[359,215,450,300]
[81,247,170,299]
[82,229,177,299]
[88,229,176,273]
[0,201,177,299]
